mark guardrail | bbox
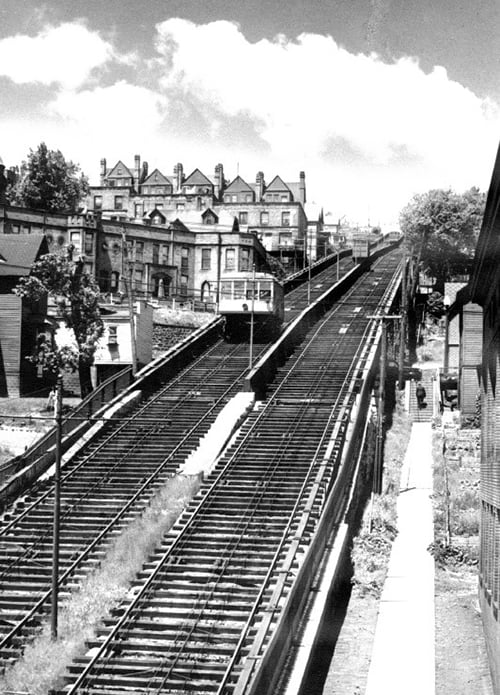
[0,366,133,484]
[283,248,352,292]
[0,317,224,509]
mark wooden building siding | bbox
[0,295,22,396]
[460,367,479,415]
[459,304,482,415]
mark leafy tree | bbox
[399,187,485,286]
[15,252,103,396]
[8,142,89,212]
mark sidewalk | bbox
[365,421,435,694]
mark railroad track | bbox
[0,251,356,672]
[54,252,402,694]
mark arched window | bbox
[201,281,212,302]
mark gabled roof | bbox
[0,234,48,276]
[142,168,171,186]
[182,168,213,188]
[147,208,167,222]
[107,160,133,178]
[224,176,254,193]
[265,175,291,193]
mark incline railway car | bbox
[352,233,371,261]
[219,272,285,340]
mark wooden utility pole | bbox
[248,264,256,370]
[398,251,407,390]
[50,372,63,640]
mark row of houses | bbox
[87,156,317,269]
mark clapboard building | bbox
[0,234,50,396]
[468,141,500,691]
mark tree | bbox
[15,252,103,396]
[399,187,485,286]
[8,142,89,212]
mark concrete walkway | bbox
[365,421,435,695]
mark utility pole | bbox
[398,251,407,390]
[50,372,63,640]
[307,230,311,304]
[369,314,400,494]
[122,230,137,376]
[248,264,256,370]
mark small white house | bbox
[93,300,154,382]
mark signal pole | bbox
[50,372,63,640]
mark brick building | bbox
[86,156,308,270]
[0,204,269,306]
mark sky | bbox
[1,0,500,228]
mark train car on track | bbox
[219,272,284,340]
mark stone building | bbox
[86,156,308,269]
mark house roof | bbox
[142,168,171,186]
[0,234,47,275]
[107,160,134,179]
[225,176,254,193]
[182,168,213,188]
[265,175,291,193]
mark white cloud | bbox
[0,23,116,88]
[152,18,500,219]
[1,18,500,225]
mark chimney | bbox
[256,171,265,201]
[214,163,224,199]
[141,161,148,184]
[134,154,140,187]
[299,171,306,205]
[174,163,184,193]
[100,158,107,185]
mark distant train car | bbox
[219,272,284,340]
[352,234,371,261]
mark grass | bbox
[429,426,481,566]
[351,399,412,597]
[0,474,201,695]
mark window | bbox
[281,194,289,202]
[162,244,169,263]
[201,248,211,270]
[108,326,118,345]
[260,211,269,225]
[70,231,81,253]
[232,195,237,203]
[12,224,19,234]
[233,281,245,299]
[152,243,159,265]
[225,248,235,270]
[176,203,185,211]
[114,195,123,210]
[83,263,93,275]
[279,232,292,247]
[152,214,162,225]
[135,268,144,292]
[245,194,252,203]
[281,211,290,226]
[109,180,116,187]
[224,195,231,203]
[135,241,144,263]
[180,274,188,296]
[239,211,248,225]
[134,203,143,218]
[117,167,123,175]
[93,195,102,210]
[240,248,250,271]
[221,281,232,299]
[110,271,120,291]
[84,232,93,254]
[23,225,30,234]
[181,247,189,270]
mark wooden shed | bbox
[0,235,50,396]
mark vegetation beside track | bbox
[0,474,200,695]
[351,400,412,597]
